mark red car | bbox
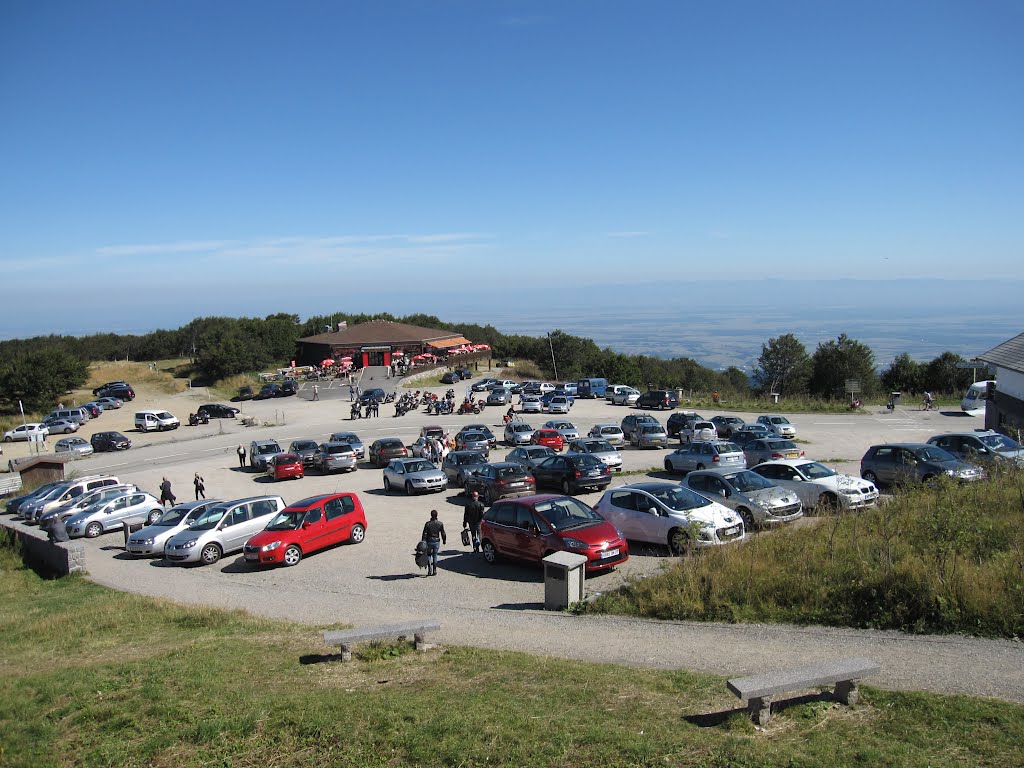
[268,453,304,481]
[479,493,628,573]
[244,493,367,566]
[531,429,564,452]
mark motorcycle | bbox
[188,412,210,426]
[458,400,481,415]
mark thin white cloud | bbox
[95,239,238,256]
[604,231,650,238]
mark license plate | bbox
[601,548,620,558]
[244,553,258,561]
[724,526,740,536]
[785,452,798,458]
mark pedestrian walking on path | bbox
[194,473,205,500]
[349,384,355,401]
[237,444,246,468]
[421,510,446,576]
[463,492,484,553]
[312,384,319,401]
[159,477,176,508]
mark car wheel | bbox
[85,522,103,539]
[405,481,414,495]
[482,488,493,505]
[668,527,692,556]
[561,479,573,495]
[349,523,366,544]
[663,459,674,473]
[200,543,222,565]
[736,507,755,531]
[384,478,392,493]
[64,427,73,434]
[4,436,11,442]
[283,545,302,566]
[862,470,879,486]
[816,492,840,514]
[147,509,162,525]
[481,540,498,564]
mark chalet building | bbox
[294,319,479,369]
[978,331,1024,434]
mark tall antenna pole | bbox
[548,332,559,381]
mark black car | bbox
[96,384,135,401]
[237,385,254,401]
[463,462,537,505]
[197,403,240,419]
[666,412,704,439]
[441,372,459,385]
[256,383,281,400]
[91,431,132,452]
[531,453,611,495]
[280,380,298,396]
[455,368,473,380]
[636,390,678,410]
[92,381,130,396]
[358,388,387,405]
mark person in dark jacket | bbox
[159,477,176,508]
[420,510,446,576]
[42,515,69,543]
[463,491,485,553]
[194,473,205,500]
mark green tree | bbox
[754,334,811,395]
[809,334,879,399]
[922,352,973,395]
[0,348,89,412]
[881,353,923,394]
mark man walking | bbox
[312,383,319,401]
[463,491,485,553]
[237,444,246,468]
[421,510,446,576]
[349,383,355,402]
[159,477,176,508]
[194,473,205,500]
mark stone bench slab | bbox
[324,620,441,660]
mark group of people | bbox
[421,434,453,465]
[156,473,206,508]
[351,400,379,419]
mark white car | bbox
[543,420,580,441]
[756,415,797,439]
[567,438,623,471]
[750,460,878,511]
[3,423,49,442]
[544,395,571,414]
[592,482,744,554]
[611,387,641,406]
[126,500,225,556]
[503,422,535,446]
[588,424,625,446]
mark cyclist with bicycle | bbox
[923,391,935,410]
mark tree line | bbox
[0,314,978,412]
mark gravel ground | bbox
[16,371,1024,703]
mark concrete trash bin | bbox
[122,520,145,548]
[543,551,588,610]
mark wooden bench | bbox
[323,619,441,661]
[727,657,880,725]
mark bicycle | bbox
[921,400,936,411]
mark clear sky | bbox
[2,0,1022,338]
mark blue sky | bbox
[2,0,1022,338]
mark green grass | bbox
[2,546,1024,767]
[585,468,1024,638]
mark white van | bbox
[961,380,994,416]
[134,410,180,432]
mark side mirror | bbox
[301,521,311,529]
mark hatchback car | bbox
[369,438,409,467]
[197,403,240,419]
[710,415,745,438]
[249,439,285,471]
[39,483,138,527]
[567,438,623,471]
[65,491,163,539]
[927,431,1024,467]
[95,384,134,401]
[268,453,304,481]
[729,426,772,447]
[126,499,224,556]
[751,460,879,511]
[636,390,678,410]
[544,395,572,414]
[520,395,543,413]
[464,462,537,504]
[279,380,298,396]
[611,387,641,406]
[383,458,448,495]
[3,423,48,442]
[458,424,497,448]
[486,388,512,405]
[441,372,459,385]
[43,418,80,435]
[455,431,491,455]
[620,414,660,442]
[441,450,489,487]
[542,420,580,442]
[530,429,564,452]
[682,469,803,530]
[471,378,499,392]
[54,436,94,459]
[592,482,744,554]
[506,445,557,472]
[95,396,124,410]
[288,439,320,465]
[480,494,628,572]
[860,443,984,487]
[631,422,669,449]
[503,422,535,446]
[756,415,797,438]
[328,431,365,458]
[588,424,626,446]
[90,431,132,452]
[92,380,129,396]
[531,453,612,495]
[244,493,367,567]
[256,383,281,399]
[237,385,254,401]
[358,388,387,404]
[312,442,358,473]
[164,496,286,565]
[664,440,746,473]
[743,438,805,466]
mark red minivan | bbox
[243,493,367,567]
[479,493,627,573]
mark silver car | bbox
[95,396,124,409]
[568,438,623,471]
[383,458,448,495]
[743,438,805,466]
[164,496,286,565]
[456,431,491,455]
[543,420,580,442]
[54,436,94,459]
[65,491,163,539]
[588,424,625,446]
[441,450,489,487]
[756,415,797,439]
[665,440,746,473]
[682,468,803,530]
[630,423,670,449]
[126,499,224,556]
[43,418,80,435]
[503,422,535,446]
[486,388,512,405]
[545,395,571,414]
[313,442,358,473]
[611,387,641,406]
[288,439,320,466]
[328,431,365,459]
[38,483,138,527]
[520,395,543,413]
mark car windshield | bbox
[771,417,789,425]
[648,485,711,511]
[980,433,1023,452]
[292,441,317,451]
[601,427,620,435]
[276,454,299,463]
[572,455,602,468]
[640,425,663,434]
[404,460,434,473]
[767,441,796,450]
[256,444,280,455]
[534,497,602,530]
[189,505,228,531]
[797,462,836,479]
[155,508,191,526]
[463,433,485,441]
[512,424,531,432]
[587,440,613,452]
[728,471,775,492]
[380,440,403,448]
[460,453,487,465]
[326,445,354,455]
[913,446,956,462]
[265,510,307,531]
[496,465,526,479]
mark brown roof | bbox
[300,319,466,347]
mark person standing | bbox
[312,383,319,401]
[237,444,246,468]
[194,473,205,500]
[463,491,485,553]
[159,477,176,508]
[348,383,355,402]
[421,510,446,576]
